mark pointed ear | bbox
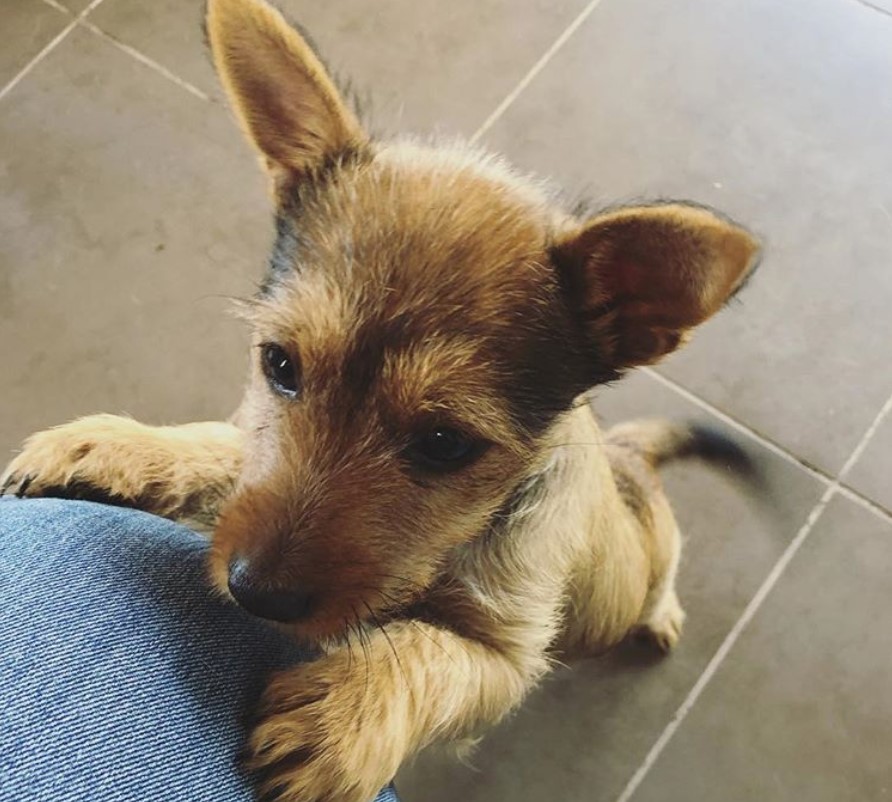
[206,0,366,183]
[554,203,760,374]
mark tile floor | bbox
[1,0,890,799]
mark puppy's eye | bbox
[406,427,486,473]
[260,343,301,398]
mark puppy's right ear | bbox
[206,0,366,185]
[554,203,760,378]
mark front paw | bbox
[2,415,155,506]
[249,656,404,802]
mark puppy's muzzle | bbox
[227,557,314,622]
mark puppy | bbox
[1,0,760,799]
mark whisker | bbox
[540,440,619,450]
[351,606,372,700]
[362,600,413,702]
[342,616,355,677]
[371,589,466,666]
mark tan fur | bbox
[1,2,761,800]
[2,415,242,526]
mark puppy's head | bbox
[205,0,760,640]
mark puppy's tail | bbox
[606,419,760,481]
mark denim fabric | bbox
[0,498,399,802]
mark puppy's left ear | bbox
[206,0,366,187]
[553,203,760,376]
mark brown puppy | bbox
[1,0,761,799]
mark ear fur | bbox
[206,0,366,184]
[554,203,760,373]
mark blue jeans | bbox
[0,498,398,802]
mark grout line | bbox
[470,0,605,143]
[39,0,210,103]
[0,0,106,103]
[641,367,833,485]
[835,483,892,523]
[615,387,892,802]
[835,389,892,482]
[614,482,837,802]
[642,369,892,526]
[39,0,72,16]
[79,21,211,101]
[852,0,892,21]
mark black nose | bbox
[227,558,314,622]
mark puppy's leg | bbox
[248,621,541,802]
[634,519,686,653]
[1,414,243,523]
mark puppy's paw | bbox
[638,592,686,654]
[2,415,166,508]
[248,657,403,802]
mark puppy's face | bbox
[205,0,759,640]
[211,147,589,639]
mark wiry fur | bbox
[1,1,762,800]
